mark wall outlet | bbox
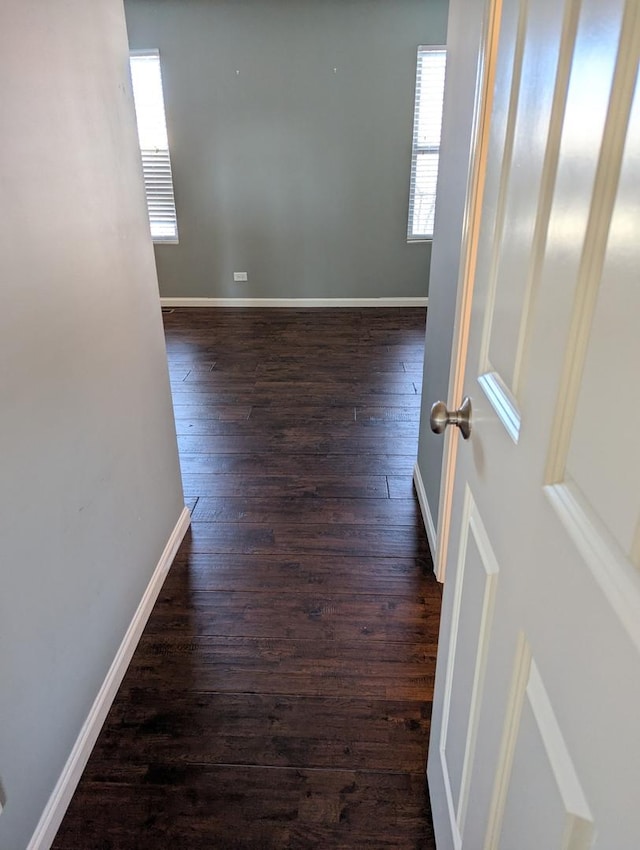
[233,271,248,282]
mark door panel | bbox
[493,659,594,850]
[485,0,567,396]
[539,0,640,655]
[563,78,640,557]
[441,489,499,840]
[427,0,640,846]
[473,0,527,441]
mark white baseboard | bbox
[27,506,191,850]
[413,462,438,573]
[160,297,428,308]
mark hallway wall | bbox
[0,2,184,846]
[124,0,448,299]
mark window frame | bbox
[407,45,447,243]
[129,49,179,245]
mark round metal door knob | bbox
[430,396,472,439]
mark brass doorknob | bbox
[430,396,472,440]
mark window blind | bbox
[129,51,178,242]
[407,47,447,240]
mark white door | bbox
[427,0,640,847]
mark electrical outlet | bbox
[233,272,248,282]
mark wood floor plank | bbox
[163,554,433,594]
[168,361,216,372]
[177,452,416,476]
[251,376,418,393]
[245,406,359,426]
[189,495,420,525]
[54,765,433,850]
[170,403,252,421]
[181,473,390,499]
[172,420,419,441]
[387,474,418,500]
[145,589,439,642]
[254,360,409,376]
[180,521,430,558]
[188,404,356,425]
[355,405,422,423]
[123,635,436,699]
[169,377,260,393]
[176,433,419,455]
[167,368,190,382]
[183,495,199,514]
[78,691,430,773]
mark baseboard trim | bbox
[27,506,191,850]
[160,297,428,308]
[413,462,438,574]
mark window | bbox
[407,46,447,241]
[129,50,178,243]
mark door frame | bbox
[434,0,504,582]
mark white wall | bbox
[0,2,184,847]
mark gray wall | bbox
[124,0,448,299]
[0,1,184,846]
[416,0,488,531]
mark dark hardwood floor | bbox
[53,308,440,849]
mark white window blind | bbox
[129,50,178,243]
[407,47,447,240]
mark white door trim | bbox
[433,0,503,582]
